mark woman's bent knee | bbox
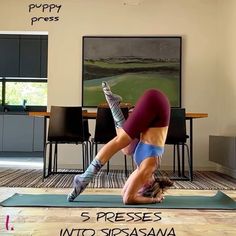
[115,128,133,148]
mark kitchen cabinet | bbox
[0,114,44,153]
[0,34,48,78]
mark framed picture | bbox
[82,36,182,107]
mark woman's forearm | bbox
[122,158,159,205]
[125,194,163,205]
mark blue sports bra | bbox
[133,141,164,166]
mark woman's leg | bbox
[68,82,135,202]
[102,81,138,155]
[102,81,125,128]
[67,128,132,202]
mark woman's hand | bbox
[152,194,165,203]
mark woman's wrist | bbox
[151,197,156,204]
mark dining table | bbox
[29,110,208,181]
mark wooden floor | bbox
[0,188,235,236]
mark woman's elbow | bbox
[122,193,135,205]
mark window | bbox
[5,79,47,106]
[0,33,48,111]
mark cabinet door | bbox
[3,115,34,151]
[19,36,41,77]
[0,34,48,78]
[33,117,44,151]
[0,115,3,151]
[0,35,19,77]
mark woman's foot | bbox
[67,175,87,202]
[102,81,125,128]
[67,159,103,202]
[102,81,122,106]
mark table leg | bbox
[181,144,185,177]
[189,118,193,181]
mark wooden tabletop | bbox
[185,112,208,119]
[29,111,208,119]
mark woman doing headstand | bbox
[67,82,173,204]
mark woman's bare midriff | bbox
[140,126,168,147]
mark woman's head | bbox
[155,176,174,193]
[140,176,174,198]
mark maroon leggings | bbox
[123,89,170,139]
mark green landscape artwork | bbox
[82,36,181,107]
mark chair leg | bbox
[185,144,192,181]
[181,143,185,177]
[107,161,110,174]
[43,142,50,180]
[82,143,85,171]
[91,142,99,161]
[131,156,135,171]
[173,145,176,173]
[85,141,89,169]
[88,141,92,163]
[43,144,47,179]
[86,140,91,165]
[48,143,53,176]
[91,141,98,161]
[177,145,181,177]
[91,141,94,162]
[95,144,98,158]
[124,155,128,177]
[53,142,58,173]
[83,141,89,172]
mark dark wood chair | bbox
[165,108,191,180]
[91,106,129,176]
[43,106,90,179]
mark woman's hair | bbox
[156,176,174,191]
[141,175,174,198]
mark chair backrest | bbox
[165,108,187,144]
[48,106,85,142]
[94,107,129,143]
[82,109,91,141]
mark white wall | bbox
[0,0,235,170]
[214,0,236,176]
[216,0,236,135]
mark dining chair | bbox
[165,108,191,180]
[82,111,92,168]
[43,106,90,179]
[91,106,129,176]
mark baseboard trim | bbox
[216,164,236,178]
[0,152,43,157]
[58,164,217,172]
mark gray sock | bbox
[102,81,125,128]
[67,158,103,202]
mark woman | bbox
[68,82,173,204]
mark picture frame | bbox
[82,36,182,107]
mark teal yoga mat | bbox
[1,191,235,209]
